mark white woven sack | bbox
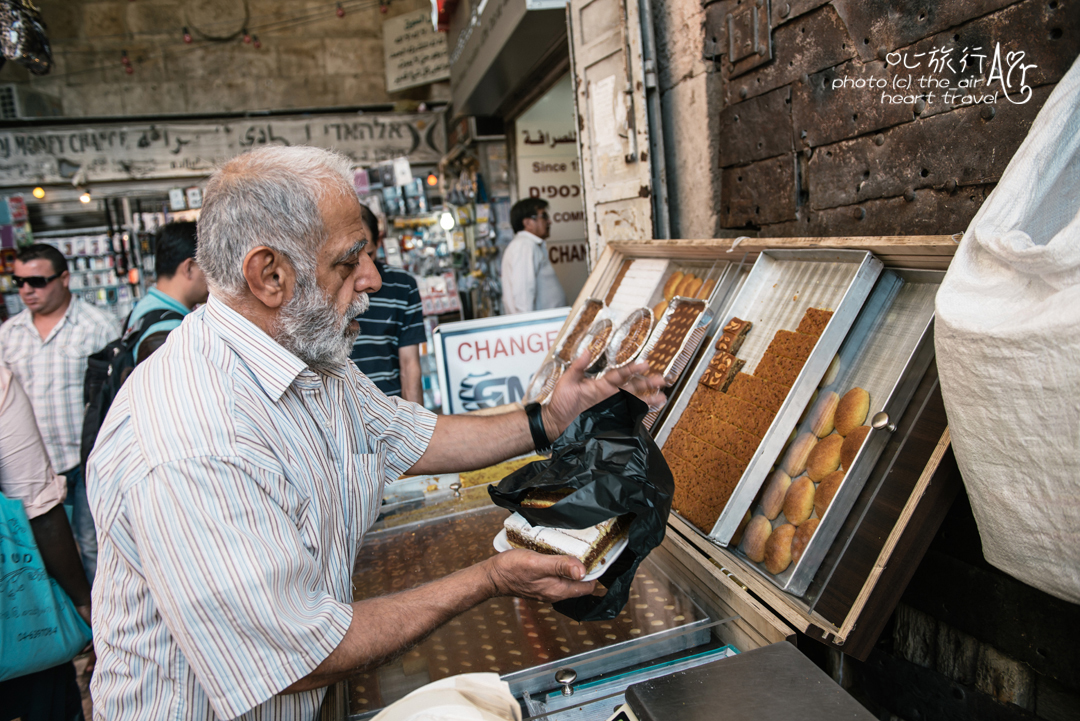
[935,54,1080,604]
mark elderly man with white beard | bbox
[85,146,664,721]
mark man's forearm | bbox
[283,561,497,692]
[407,408,541,475]
[29,504,92,609]
[398,345,423,405]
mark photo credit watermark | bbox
[831,42,1038,106]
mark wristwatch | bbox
[524,402,552,452]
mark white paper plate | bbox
[493,528,630,582]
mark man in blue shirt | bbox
[126,221,209,362]
[349,205,426,403]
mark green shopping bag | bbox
[0,491,92,680]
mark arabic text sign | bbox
[0,112,446,187]
[384,9,451,93]
[433,308,569,414]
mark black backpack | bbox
[80,308,184,468]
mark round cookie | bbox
[814,470,845,518]
[791,518,819,564]
[820,353,841,388]
[808,391,839,438]
[780,432,817,478]
[730,509,753,547]
[835,387,870,436]
[760,469,792,520]
[806,433,844,481]
[782,476,815,526]
[840,425,871,470]
[741,514,773,563]
[764,523,797,574]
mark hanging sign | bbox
[383,9,451,93]
[0,112,447,187]
[515,74,589,300]
[433,307,569,414]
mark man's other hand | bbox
[483,549,597,602]
[543,351,666,442]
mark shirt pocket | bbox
[346,453,386,539]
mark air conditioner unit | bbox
[0,84,62,120]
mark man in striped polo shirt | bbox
[349,205,425,403]
[87,146,664,720]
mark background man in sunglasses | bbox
[0,243,118,587]
[500,197,567,315]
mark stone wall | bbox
[3,0,450,117]
[656,0,1080,239]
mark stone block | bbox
[165,43,278,83]
[82,2,127,39]
[120,82,189,115]
[273,39,327,78]
[39,0,80,41]
[185,76,259,114]
[893,603,937,669]
[341,73,392,105]
[935,622,979,686]
[125,1,184,36]
[60,82,126,117]
[975,645,1035,709]
[323,38,385,77]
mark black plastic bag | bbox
[0,0,53,76]
[488,391,674,622]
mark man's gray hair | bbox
[197,145,355,299]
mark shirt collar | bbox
[519,230,545,245]
[147,287,191,315]
[202,294,310,402]
[15,295,79,338]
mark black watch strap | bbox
[524,402,552,452]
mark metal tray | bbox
[554,297,606,366]
[737,268,942,596]
[656,249,883,545]
[346,505,712,716]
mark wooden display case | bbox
[562,236,960,661]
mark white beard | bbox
[274,278,369,373]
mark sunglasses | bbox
[12,272,62,289]
[531,212,550,221]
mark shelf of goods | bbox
[345,236,960,721]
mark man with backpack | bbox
[80,222,208,469]
[0,243,118,587]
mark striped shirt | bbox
[0,297,119,472]
[86,294,437,720]
[349,261,425,396]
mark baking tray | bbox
[554,298,606,366]
[738,268,942,596]
[638,262,741,430]
[656,249,883,545]
[346,505,711,715]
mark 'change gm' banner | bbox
[433,307,569,414]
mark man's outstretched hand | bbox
[542,350,666,443]
[483,549,597,602]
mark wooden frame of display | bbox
[553,236,960,661]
